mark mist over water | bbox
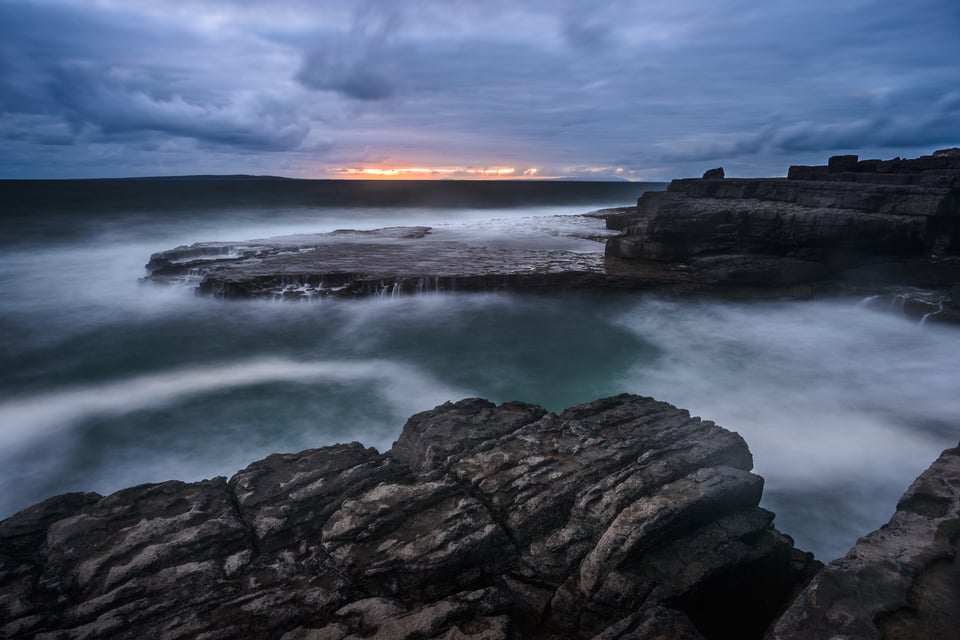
[1,180,958,562]
[613,299,960,559]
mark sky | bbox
[1,0,958,180]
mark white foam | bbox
[0,358,469,453]
[615,298,960,480]
[613,297,960,557]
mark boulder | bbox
[828,155,859,172]
[702,167,725,179]
[0,395,820,640]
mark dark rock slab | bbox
[0,395,820,639]
[144,221,636,299]
[770,443,960,640]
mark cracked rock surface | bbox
[1,395,820,639]
[770,443,960,640]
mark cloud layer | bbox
[1,0,958,178]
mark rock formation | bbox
[0,395,820,639]
[770,442,960,639]
[606,149,960,319]
[143,149,960,319]
[143,220,640,299]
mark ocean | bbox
[2,178,959,561]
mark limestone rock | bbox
[0,395,820,639]
[606,149,960,302]
[770,443,960,640]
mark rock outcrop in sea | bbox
[1,395,821,639]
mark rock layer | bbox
[0,395,819,639]
[143,220,633,299]
[606,149,960,316]
[770,443,960,640]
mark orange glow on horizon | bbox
[330,165,541,179]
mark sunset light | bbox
[331,166,538,179]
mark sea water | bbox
[1,179,958,561]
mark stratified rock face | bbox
[606,149,960,294]
[0,395,819,640]
[770,443,960,640]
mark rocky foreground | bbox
[2,395,958,639]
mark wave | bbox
[612,296,960,559]
[0,357,470,453]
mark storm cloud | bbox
[0,0,958,178]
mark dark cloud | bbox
[297,42,398,101]
[295,4,404,100]
[0,1,311,155]
[0,0,958,178]
[657,88,960,168]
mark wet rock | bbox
[143,220,622,300]
[860,289,960,324]
[0,395,820,639]
[770,443,960,640]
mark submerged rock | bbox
[770,443,960,640]
[0,395,819,639]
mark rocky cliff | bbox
[0,395,820,639]
[606,149,960,320]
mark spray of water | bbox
[613,297,960,558]
[0,357,468,453]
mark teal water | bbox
[2,180,959,561]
